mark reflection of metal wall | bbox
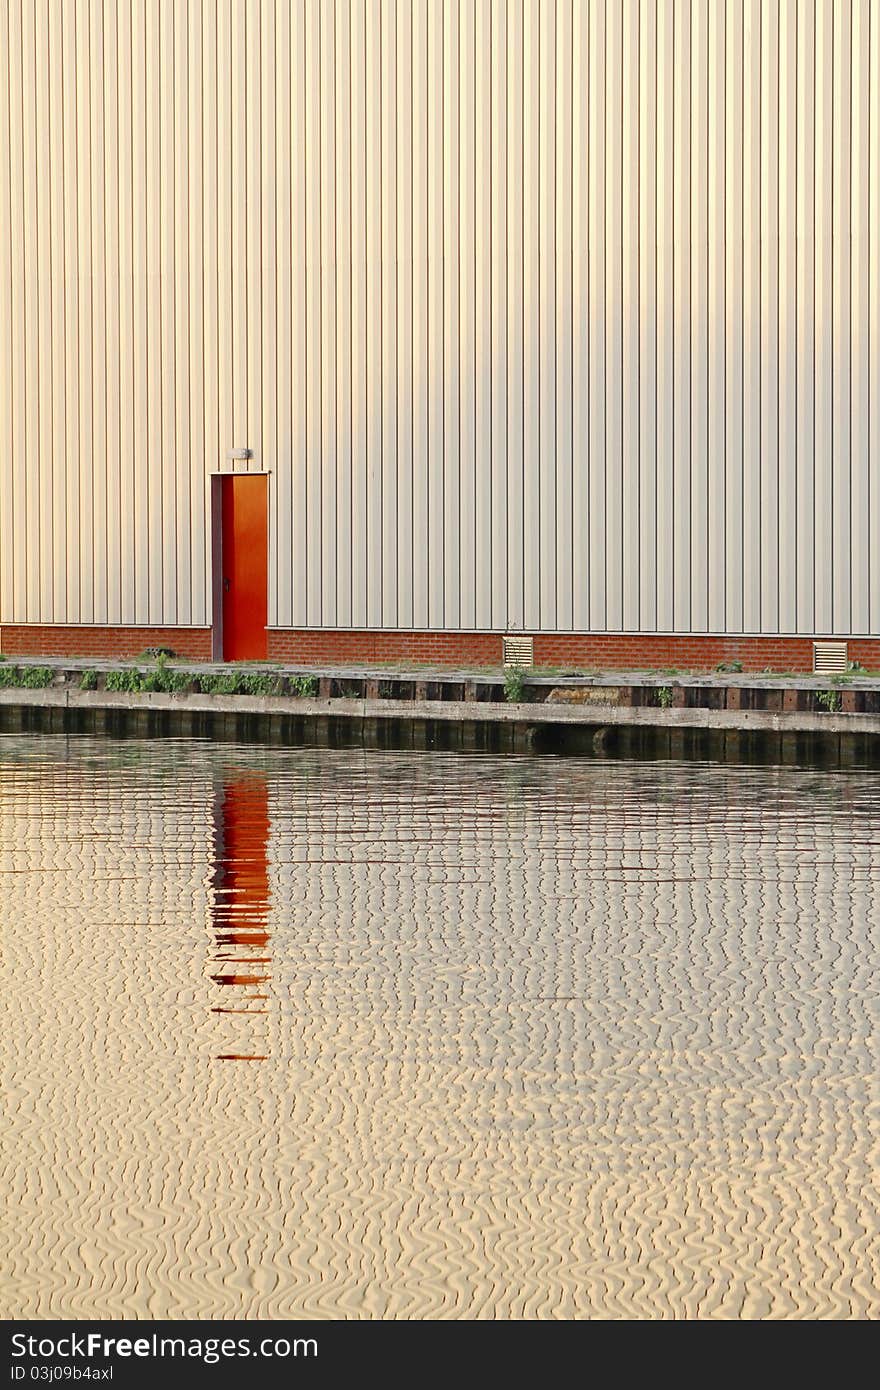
[0,2,878,637]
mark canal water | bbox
[2,733,878,1318]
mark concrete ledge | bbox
[2,685,878,736]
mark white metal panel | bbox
[604,0,622,631]
[849,0,869,635]
[364,0,382,626]
[381,0,398,626]
[246,0,262,473]
[188,0,206,626]
[0,0,13,623]
[653,0,672,625]
[621,0,639,632]
[638,0,658,632]
[831,0,852,632]
[522,0,540,631]
[571,0,589,631]
[291,0,309,626]
[349,0,368,628]
[490,0,508,629]
[458,0,476,629]
[216,0,232,492]
[724,0,743,633]
[103,0,121,625]
[17,0,36,621]
[778,0,797,633]
[34,0,53,622]
[474,0,492,629]
[795,0,816,634]
[870,0,880,634]
[395,0,414,629]
[588,0,606,630]
[554,0,573,633]
[410,0,429,629]
[48,0,67,621]
[320,0,338,625]
[813,0,833,632]
[261,0,278,625]
[689,0,709,632]
[305,0,322,625]
[426,0,444,627]
[231,0,247,466]
[273,0,292,628]
[0,0,876,643]
[672,0,691,633]
[76,0,95,622]
[200,0,219,623]
[505,0,524,632]
[335,0,353,628]
[655,0,672,630]
[742,0,761,631]
[159,0,177,621]
[706,0,725,632]
[442,0,460,628]
[131,0,147,622]
[538,0,556,629]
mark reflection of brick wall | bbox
[0,626,212,661]
[2,624,879,674]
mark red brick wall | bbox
[2,624,878,673]
[0,626,213,661]
[266,629,502,665]
[267,629,880,673]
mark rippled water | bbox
[2,734,879,1319]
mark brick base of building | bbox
[267,629,880,674]
[1,624,878,673]
[0,625,213,661]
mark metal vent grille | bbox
[502,635,534,668]
[813,641,848,675]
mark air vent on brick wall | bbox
[813,641,848,675]
[502,635,534,668]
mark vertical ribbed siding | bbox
[0,0,878,637]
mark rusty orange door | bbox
[221,475,268,660]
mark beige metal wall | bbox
[1,0,878,635]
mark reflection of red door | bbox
[212,777,271,936]
[221,475,268,660]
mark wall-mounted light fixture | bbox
[227,447,253,461]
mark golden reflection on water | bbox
[2,735,879,1319]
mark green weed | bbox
[18,666,53,688]
[816,689,842,713]
[196,670,282,697]
[197,671,241,695]
[503,667,526,703]
[142,656,191,693]
[105,669,146,693]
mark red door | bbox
[221,475,268,660]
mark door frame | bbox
[210,472,271,663]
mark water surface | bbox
[2,735,878,1318]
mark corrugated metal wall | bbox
[0,0,878,635]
